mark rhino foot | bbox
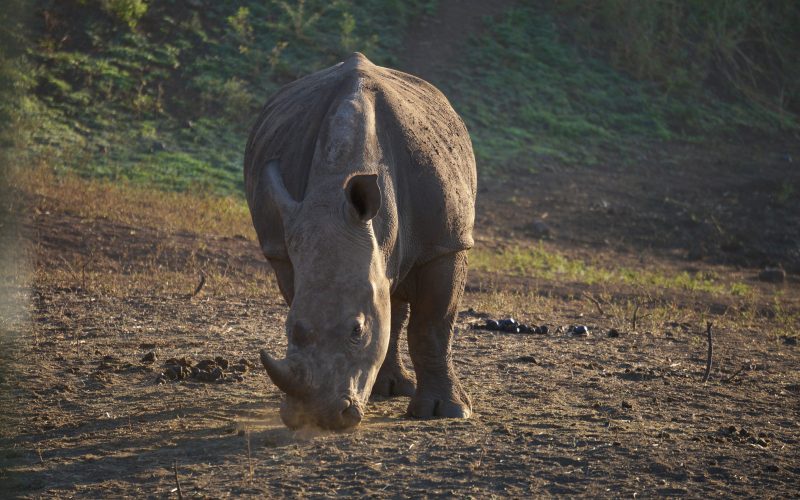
[371,366,416,398]
[407,386,472,419]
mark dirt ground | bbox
[0,135,798,497]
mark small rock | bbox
[499,317,518,328]
[141,351,156,364]
[518,324,534,334]
[485,319,500,331]
[516,355,537,364]
[607,328,620,338]
[164,367,179,380]
[538,325,549,335]
[571,325,589,336]
[499,318,519,333]
[758,267,786,283]
[529,219,551,238]
[621,400,633,409]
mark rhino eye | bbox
[350,323,364,341]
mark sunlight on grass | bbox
[471,244,750,296]
[10,166,255,240]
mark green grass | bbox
[7,0,432,195]
[471,244,751,296]
[436,6,794,174]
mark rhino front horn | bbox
[264,160,300,221]
[260,349,307,397]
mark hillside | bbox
[3,0,798,192]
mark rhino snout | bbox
[279,395,363,431]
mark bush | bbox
[553,0,800,120]
[100,0,148,29]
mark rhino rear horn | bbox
[263,160,300,221]
[345,173,381,222]
[260,349,307,397]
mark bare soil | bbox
[1,137,798,497]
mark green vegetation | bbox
[471,244,751,296]
[3,1,798,190]
[553,0,800,123]
[438,4,797,172]
[4,0,432,194]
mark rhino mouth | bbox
[262,348,365,430]
[279,395,364,431]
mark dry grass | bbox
[8,165,256,240]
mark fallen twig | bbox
[702,322,713,383]
[190,272,206,298]
[246,430,253,483]
[173,460,183,500]
[585,294,606,316]
[721,365,747,384]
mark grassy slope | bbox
[9,0,432,194]
[6,1,797,193]
[437,5,794,172]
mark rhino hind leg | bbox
[405,251,472,419]
[371,300,416,398]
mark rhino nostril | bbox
[336,398,351,412]
[338,398,362,426]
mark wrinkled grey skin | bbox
[244,53,476,431]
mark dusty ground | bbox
[0,136,798,497]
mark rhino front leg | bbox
[372,300,416,398]
[406,251,471,419]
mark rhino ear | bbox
[345,174,381,222]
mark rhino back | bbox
[244,53,476,275]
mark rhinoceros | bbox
[244,52,476,430]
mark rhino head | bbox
[259,161,391,430]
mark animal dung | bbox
[156,356,253,385]
[476,317,549,335]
